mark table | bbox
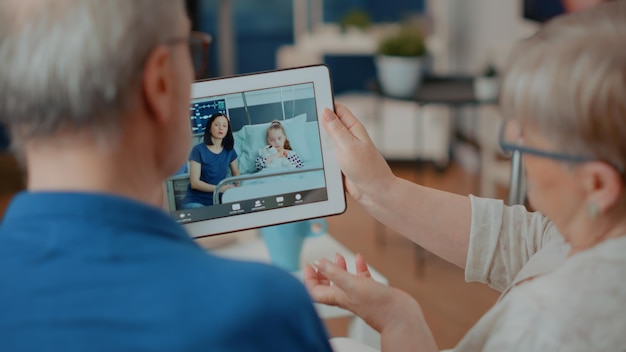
[381,75,494,106]
[374,75,525,205]
[410,76,524,205]
[197,230,387,349]
[370,75,493,168]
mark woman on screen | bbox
[182,113,239,208]
[255,120,304,171]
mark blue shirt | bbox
[184,143,237,206]
[0,192,332,352]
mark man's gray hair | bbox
[0,0,185,143]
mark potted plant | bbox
[339,9,371,33]
[375,25,427,98]
[474,63,500,102]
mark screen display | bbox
[165,82,328,225]
[523,0,565,22]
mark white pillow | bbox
[234,114,312,174]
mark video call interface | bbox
[165,83,328,224]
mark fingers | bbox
[322,103,371,148]
[335,253,347,271]
[303,263,317,282]
[304,263,330,286]
[303,263,340,306]
[313,258,359,292]
[321,107,355,148]
[333,103,361,133]
[303,264,321,292]
[310,254,371,285]
[355,253,372,278]
[305,255,377,310]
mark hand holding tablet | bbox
[162,65,346,238]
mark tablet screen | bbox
[163,65,345,237]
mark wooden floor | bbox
[323,161,501,350]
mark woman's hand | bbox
[322,104,396,202]
[304,254,438,352]
[303,253,401,332]
[220,183,236,193]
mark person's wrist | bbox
[378,289,437,352]
[376,288,415,329]
[359,172,398,209]
[354,286,408,333]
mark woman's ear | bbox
[141,45,174,125]
[584,161,624,214]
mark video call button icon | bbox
[232,203,241,211]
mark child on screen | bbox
[255,120,303,171]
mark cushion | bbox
[234,114,313,174]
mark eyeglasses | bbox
[498,119,596,163]
[164,31,212,80]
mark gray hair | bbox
[500,1,626,174]
[0,0,185,145]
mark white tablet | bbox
[163,65,346,238]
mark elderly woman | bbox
[305,2,626,351]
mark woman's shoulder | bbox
[513,240,626,321]
[467,256,626,351]
[225,147,238,157]
[191,143,206,152]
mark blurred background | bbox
[1,0,607,349]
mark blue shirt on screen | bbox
[0,192,333,352]
[184,143,237,206]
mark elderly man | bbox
[0,1,332,351]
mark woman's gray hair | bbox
[500,1,626,174]
[0,0,184,144]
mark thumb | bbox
[322,104,376,151]
[321,107,356,149]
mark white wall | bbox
[426,0,539,74]
[425,0,539,194]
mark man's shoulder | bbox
[195,254,308,296]
[186,255,317,320]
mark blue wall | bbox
[191,0,424,92]
[193,0,294,76]
[324,0,423,23]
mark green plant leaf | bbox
[377,26,426,57]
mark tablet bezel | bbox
[163,64,346,238]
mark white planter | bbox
[473,77,500,102]
[375,55,424,98]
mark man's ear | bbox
[141,45,174,125]
[584,161,624,213]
